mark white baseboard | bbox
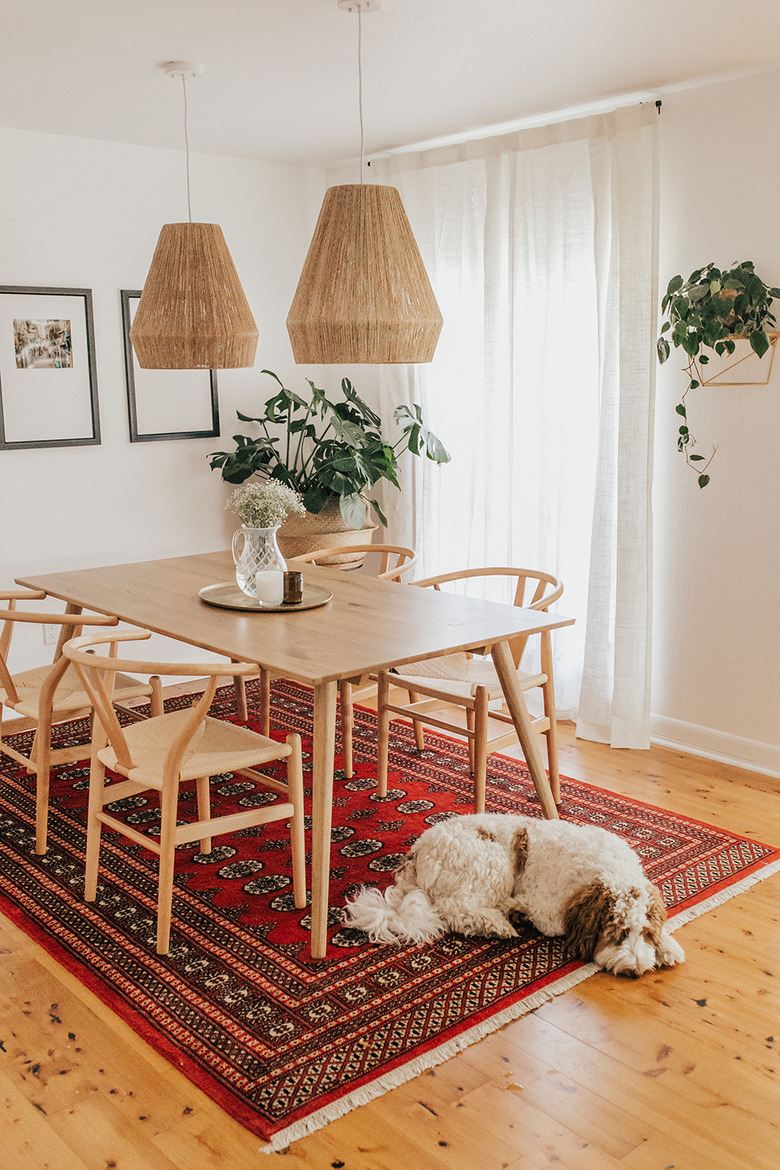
[650,714,780,780]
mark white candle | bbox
[255,570,284,606]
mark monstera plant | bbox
[209,369,450,530]
[657,261,780,488]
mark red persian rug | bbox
[1,679,778,1150]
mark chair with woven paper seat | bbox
[253,543,417,779]
[0,590,163,854]
[375,567,564,812]
[289,543,417,581]
[63,629,305,956]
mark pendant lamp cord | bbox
[180,74,193,222]
[357,6,365,183]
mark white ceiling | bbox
[2,0,780,168]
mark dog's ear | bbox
[562,880,622,960]
[511,826,529,879]
[642,882,668,945]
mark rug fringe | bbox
[260,961,598,1153]
[667,856,780,932]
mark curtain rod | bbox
[369,92,658,161]
[366,63,774,162]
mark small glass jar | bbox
[283,570,304,605]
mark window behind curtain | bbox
[375,107,658,739]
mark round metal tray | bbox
[198,581,333,612]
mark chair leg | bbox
[35,758,51,855]
[377,672,391,797]
[465,707,476,773]
[259,668,271,736]
[84,758,107,901]
[156,786,180,955]
[28,728,41,768]
[286,733,306,909]
[233,668,248,722]
[195,775,212,854]
[409,690,426,751]
[34,705,54,854]
[545,717,561,805]
[150,674,164,718]
[539,633,561,804]
[339,680,354,778]
[473,686,489,814]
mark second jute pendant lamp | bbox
[286,1,442,365]
[131,63,258,370]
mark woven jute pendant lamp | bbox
[287,183,443,364]
[130,63,258,370]
[286,1,442,365]
[130,222,258,369]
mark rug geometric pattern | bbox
[1,679,778,1148]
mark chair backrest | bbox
[63,629,261,781]
[412,566,563,610]
[411,567,563,666]
[291,543,418,582]
[0,589,117,707]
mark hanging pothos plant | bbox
[657,261,780,488]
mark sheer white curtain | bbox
[372,105,659,747]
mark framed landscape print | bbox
[0,286,101,450]
[121,290,220,442]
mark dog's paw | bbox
[457,909,519,939]
[488,919,519,940]
[506,907,532,931]
[656,931,685,967]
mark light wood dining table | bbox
[18,549,574,959]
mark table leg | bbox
[490,639,559,820]
[310,679,338,959]
[54,602,83,658]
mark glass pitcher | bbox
[231,526,287,599]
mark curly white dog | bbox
[343,813,685,977]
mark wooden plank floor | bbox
[2,701,779,1169]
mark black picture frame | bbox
[121,289,220,443]
[0,285,101,450]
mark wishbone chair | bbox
[0,589,163,853]
[63,629,305,955]
[376,567,564,812]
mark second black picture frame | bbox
[121,289,220,443]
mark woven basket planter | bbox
[277,496,377,568]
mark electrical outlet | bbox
[43,623,58,646]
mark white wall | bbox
[653,70,780,774]
[0,126,324,668]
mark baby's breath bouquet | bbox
[225,481,306,529]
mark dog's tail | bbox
[343,878,445,945]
